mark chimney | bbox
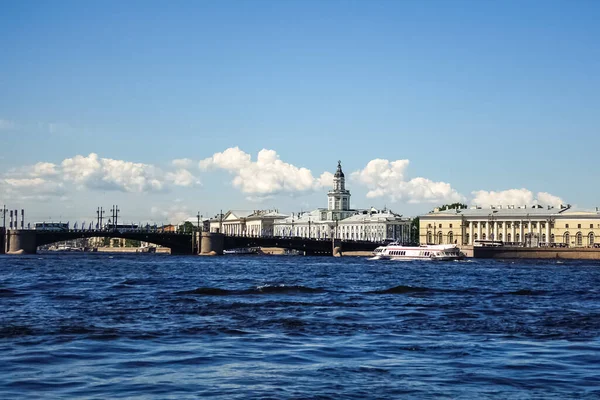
[21,209,24,229]
[14,209,17,230]
[9,210,13,229]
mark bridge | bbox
[0,228,383,256]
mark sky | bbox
[1,0,599,225]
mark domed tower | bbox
[328,160,351,212]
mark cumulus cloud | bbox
[166,169,200,187]
[172,158,194,169]
[1,177,66,200]
[31,162,58,177]
[1,153,201,201]
[352,158,465,204]
[471,189,564,207]
[150,201,191,224]
[200,147,327,198]
[61,153,164,192]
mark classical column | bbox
[493,222,498,241]
[520,220,524,244]
[477,221,482,241]
[503,222,507,242]
[469,222,474,245]
[511,222,516,243]
[485,221,490,240]
[546,220,551,244]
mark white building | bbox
[273,161,411,242]
[209,209,288,236]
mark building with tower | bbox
[273,161,411,242]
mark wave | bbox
[370,285,431,295]
[0,288,23,297]
[178,284,324,296]
[505,289,548,296]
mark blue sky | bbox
[1,0,599,224]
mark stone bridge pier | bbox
[0,228,5,254]
[4,230,37,255]
[197,232,224,255]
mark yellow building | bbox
[420,205,600,247]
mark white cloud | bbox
[31,162,58,177]
[1,177,66,200]
[172,158,194,169]
[1,153,199,202]
[352,158,465,204]
[61,153,164,192]
[200,147,327,198]
[166,169,200,187]
[199,147,251,171]
[471,189,564,207]
[150,203,191,224]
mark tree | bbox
[178,221,195,234]
[436,203,467,212]
[124,239,141,247]
[410,217,420,244]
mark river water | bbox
[1,254,599,399]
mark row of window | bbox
[427,232,596,245]
[431,222,600,229]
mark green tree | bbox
[436,203,467,212]
[179,221,195,234]
[102,237,110,246]
[410,217,420,244]
[124,239,141,247]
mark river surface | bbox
[0,254,599,399]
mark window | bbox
[448,232,454,244]
[576,232,583,246]
[565,224,569,229]
[482,222,486,228]
[507,223,511,229]
[550,234,555,243]
[532,222,537,229]
[439,224,442,229]
[482,233,487,240]
[564,232,570,245]
[589,233,595,246]
[516,233,520,242]
[498,222,502,228]
[498,233,503,241]
[591,224,594,229]
[578,224,581,229]
[449,224,453,228]
[507,233,512,242]
[438,231,443,244]
[541,223,545,229]
[474,222,478,228]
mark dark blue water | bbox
[1,254,599,399]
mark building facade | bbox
[273,161,411,242]
[420,205,600,247]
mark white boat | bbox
[372,243,465,261]
[223,247,262,255]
